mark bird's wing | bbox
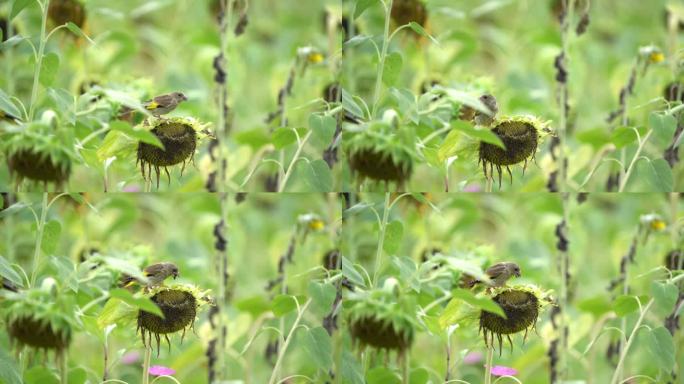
[143,263,165,276]
[145,94,175,110]
[486,263,508,279]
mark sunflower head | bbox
[3,124,75,189]
[346,285,417,354]
[478,116,549,187]
[391,0,428,28]
[345,121,416,189]
[136,117,200,188]
[136,284,213,355]
[2,284,76,354]
[48,0,86,29]
[479,284,553,354]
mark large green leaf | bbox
[383,220,404,255]
[41,220,62,255]
[108,288,164,317]
[39,52,60,87]
[0,255,24,288]
[651,281,678,317]
[451,120,505,148]
[637,158,673,192]
[0,347,22,384]
[303,159,333,192]
[382,52,403,87]
[299,326,333,371]
[309,114,337,149]
[110,121,164,149]
[647,327,675,372]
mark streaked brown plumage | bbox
[458,94,498,127]
[118,91,188,120]
[118,262,179,289]
[464,261,521,288]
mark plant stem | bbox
[277,130,313,192]
[30,193,48,287]
[60,351,68,384]
[559,192,570,379]
[28,0,50,121]
[484,347,494,384]
[5,21,14,94]
[617,129,653,192]
[372,192,391,287]
[609,299,655,384]
[216,0,234,192]
[268,298,312,384]
[142,347,152,384]
[371,0,393,117]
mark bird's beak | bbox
[516,271,521,277]
[181,94,188,101]
[173,271,179,279]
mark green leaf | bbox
[0,255,23,288]
[0,347,22,384]
[408,22,438,45]
[41,220,62,255]
[354,0,379,19]
[272,128,296,149]
[307,281,337,314]
[299,326,333,371]
[0,89,21,119]
[108,288,164,317]
[452,288,506,317]
[611,126,638,149]
[234,128,270,149]
[649,112,677,147]
[367,367,401,384]
[271,294,306,317]
[342,255,366,287]
[409,368,429,384]
[309,114,337,149]
[67,367,87,384]
[110,121,164,149]
[0,202,28,219]
[647,327,675,372]
[10,0,34,21]
[383,220,404,255]
[24,366,59,384]
[65,22,94,44]
[303,159,333,192]
[382,52,403,87]
[651,281,678,316]
[440,289,506,327]
[577,296,612,317]
[637,158,673,192]
[613,295,641,317]
[235,296,271,317]
[340,350,364,384]
[39,52,60,87]
[450,120,505,149]
[342,89,364,119]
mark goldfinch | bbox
[119,262,179,290]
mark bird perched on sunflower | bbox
[118,91,188,121]
[119,262,179,291]
[461,261,521,289]
[458,93,499,127]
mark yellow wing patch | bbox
[146,101,159,110]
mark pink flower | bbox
[463,351,484,364]
[490,365,518,376]
[463,184,482,193]
[121,351,141,365]
[149,365,176,376]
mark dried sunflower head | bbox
[136,284,213,356]
[345,284,418,355]
[345,120,417,189]
[478,115,550,187]
[479,284,553,354]
[2,283,77,354]
[2,123,76,189]
[136,117,203,188]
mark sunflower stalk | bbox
[372,0,393,117]
[267,298,312,384]
[372,192,391,287]
[28,0,50,121]
[30,193,49,287]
